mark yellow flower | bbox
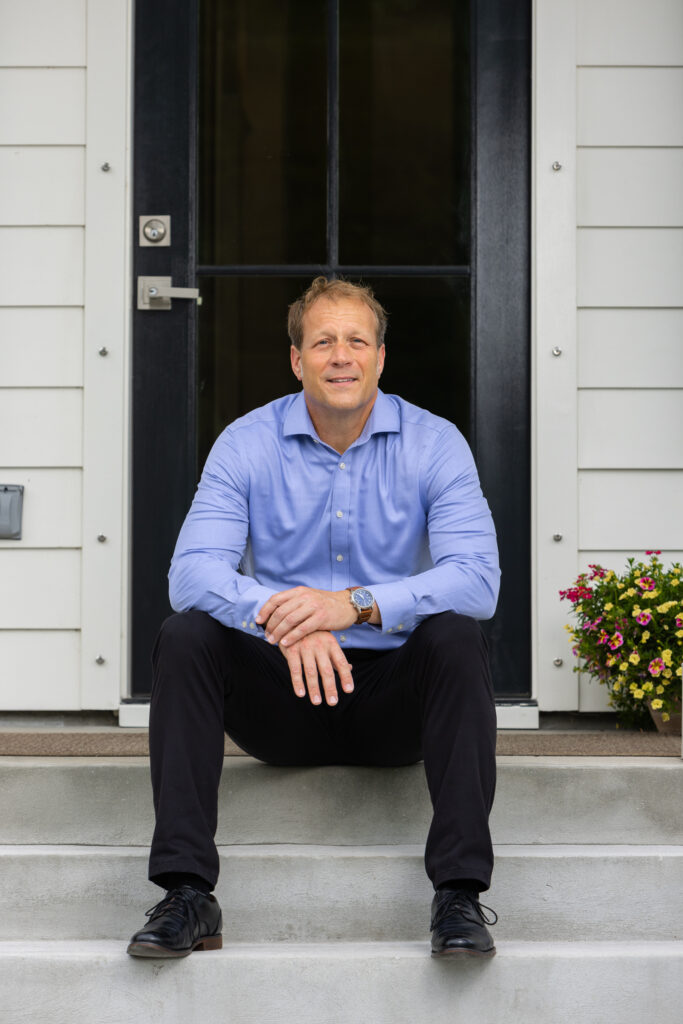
[642,682,654,693]
[662,713,671,722]
[672,579,680,587]
[619,662,628,672]
[673,568,681,575]
[633,688,644,700]
[676,630,683,639]
[640,631,650,643]
[642,590,658,600]
[676,666,682,677]
[651,699,663,710]
[656,685,665,695]
[657,602,676,613]
[662,649,673,666]
[616,583,624,589]
[664,669,672,679]
[612,681,621,692]
[626,588,636,597]
[604,603,614,612]
[629,652,641,664]
[576,604,583,613]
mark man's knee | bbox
[153,610,222,663]
[415,611,485,657]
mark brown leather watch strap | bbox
[347,587,373,624]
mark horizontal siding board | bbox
[0,389,82,467]
[578,310,683,388]
[579,390,683,468]
[578,149,683,227]
[0,70,85,145]
[577,0,683,66]
[0,148,85,226]
[0,308,83,387]
[577,69,683,147]
[0,228,84,306]
[0,549,80,628]
[577,229,683,307]
[579,471,683,549]
[0,469,82,548]
[0,631,80,710]
[0,0,86,68]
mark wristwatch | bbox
[347,586,375,624]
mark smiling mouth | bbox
[327,377,357,384]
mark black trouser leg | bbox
[148,609,496,893]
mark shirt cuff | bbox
[233,582,278,636]
[368,580,416,636]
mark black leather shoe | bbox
[127,885,223,958]
[430,888,497,958]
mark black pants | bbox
[148,610,497,892]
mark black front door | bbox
[131,0,531,700]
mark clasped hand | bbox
[256,587,357,706]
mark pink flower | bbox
[676,616,683,629]
[645,550,662,556]
[648,658,665,677]
[608,632,624,650]
[636,576,655,591]
[636,611,652,626]
[597,630,609,645]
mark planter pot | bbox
[648,700,682,736]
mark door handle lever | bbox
[137,276,203,310]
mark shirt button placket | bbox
[331,459,351,587]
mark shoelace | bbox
[432,890,498,930]
[144,886,201,934]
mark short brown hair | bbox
[287,276,388,350]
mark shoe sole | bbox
[127,934,223,958]
[431,946,496,959]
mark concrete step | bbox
[1,940,682,1024]
[2,755,682,846]
[3,843,682,942]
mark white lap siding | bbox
[575,0,683,711]
[0,0,131,710]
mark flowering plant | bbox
[560,552,683,727]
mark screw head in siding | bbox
[101,162,111,172]
[552,161,562,171]
[95,655,106,665]
[553,657,563,667]
[98,346,109,357]
[553,533,563,542]
[552,347,562,357]
[97,534,107,543]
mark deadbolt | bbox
[139,215,171,247]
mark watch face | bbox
[352,587,374,610]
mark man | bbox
[127,276,500,960]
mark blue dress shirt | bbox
[169,390,500,650]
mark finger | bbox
[266,602,313,644]
[283,649,307,699]
[301,651,323,706]
[316,653,340,706]
[256,587,302,625]
[333,652,354,694]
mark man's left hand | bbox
[256,587,357,646]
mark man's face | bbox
[291,297,385,419]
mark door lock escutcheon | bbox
[137,277,202,310]
[139,215,171,246]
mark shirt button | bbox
[398,624,404,630]
[340,635,346,642]
[242,620,247,628]
[339,462,346,469]
[336,510,343,518]
[249,622,256,629]
[336,554,344,562]
[387,627,393,633]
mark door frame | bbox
[129,0,532,707]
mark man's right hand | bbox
[279,630,354,707]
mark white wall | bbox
[534,0,683,710]
[0,1,131,710]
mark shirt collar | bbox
[282,389,400,442]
